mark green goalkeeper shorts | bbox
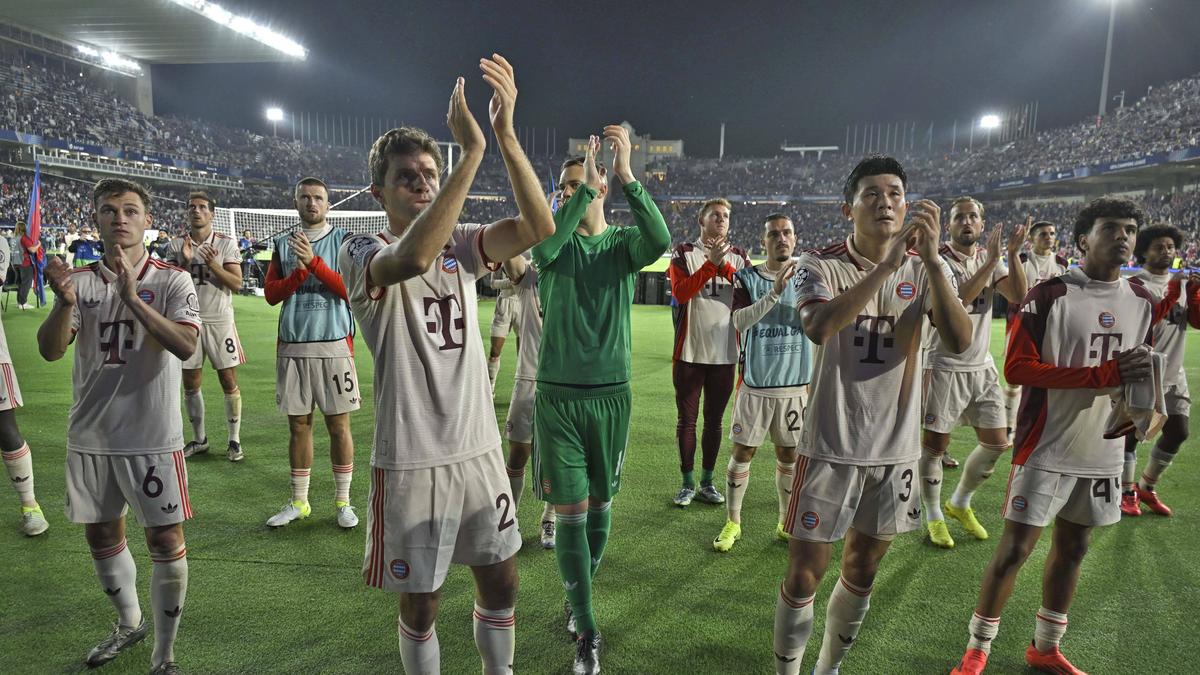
[532,381,631,505]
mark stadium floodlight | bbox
[266,107,285,137]
[979,114,1001,129]
[76,45,98,57]
[168,0,308,60]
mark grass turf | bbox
[0,295,1196,674]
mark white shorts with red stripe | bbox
[183,320,246,371]
[0,362,21,411]
[1001,464,1120,528]
[64,450,192,526]
[504,378,535,444]
[729,386,808,448]
[921,366,1006,434]
[783,455,921,542]
[363,448,520,593]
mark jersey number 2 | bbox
[495,493,516,531]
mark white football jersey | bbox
[166,231,240,323]
[512,267,542,382]
[1128,271,1187,390]
[926,244,1007,371]
[68,250,201,455]
[669,240,750,365]
[795,235,956,466]
[1010,268,1154,477]
[339,223,501,470]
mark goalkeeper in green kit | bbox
[532,125,670,674]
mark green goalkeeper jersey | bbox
[532,181,670,385]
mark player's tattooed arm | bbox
[479,55,555,264]
[912,200,971,353]
[799,224,915,344]
[371,77,485,286]
[996,216,1030,303]
[112,248,198,361]
[37,256,76,361]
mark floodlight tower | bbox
[980,114,1000,147]
[1098,0,1117,123]
[266,107,284,137]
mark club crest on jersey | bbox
[732,423,743,436]
[441,254,459,274]
[541,479,552,495]
[390,559,410,580]
[505,421,513,433]
[1011,495,1028,512]
[895,281,916,300]
[801,511,820,530]
[137,289,156,304]
[1098,311,1116,328]
[924,413,936,425]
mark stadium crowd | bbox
[4,49,1200,196]
[4,163,1200,265]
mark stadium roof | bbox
[0,0,306,64]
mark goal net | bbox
[212,208,389,248]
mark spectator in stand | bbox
[67,224,102,267]
[149,231,172,260]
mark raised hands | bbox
[44,256,76,305]
[1007,216,1030,258]
[583,135,605,193]
[907,199,943,264]
[603,124,635,185]
[773,258,798,295]
[199,242,219,268]
[881,222,917,272]
[446,76,485,156]
[985,222,1003,261]
[110,246,138,305]
[288,231,314,268]
[480,54,516,138]
[705,236,730,267]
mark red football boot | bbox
[950,648,988,675]
[1119,491,1141,517]
[1025,641,1087,674]
[1135,484,1173,516]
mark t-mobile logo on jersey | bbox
[424,295,465,350]
[1088,333,1123,362]
[190,263,212,287]
[852,314,895,364]
[99,319,136,365]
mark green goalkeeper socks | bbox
[555,512,596,635]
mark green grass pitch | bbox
[0,295,1196,674]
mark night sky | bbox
[151,0,1200,157]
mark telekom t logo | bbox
[99,319,136,365]
[853,314,896,364]
[1088,333,1122,362]
[424,295,465,351]
[190,263,212,287]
